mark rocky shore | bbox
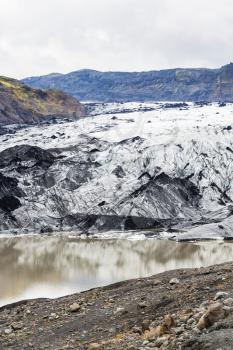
[1,262,233,349]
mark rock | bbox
[214,291,229,300]
[69,303,81,312]
[197,303,228,330]
[223,305,232,314]
[114,307,126,315]
[144,326,166,340]
[155,336,168,346]
[153,279,161,286]
[49,313,59,320]
[164,314,175,329]
[142,340,149,346]
[138,301,148,308]
[200,301,209,308]
[193,327,201,335]
[187,318,195,325]
[142,319,151,332]
[88,343,101,349]
[175,325,185,335]
[179,309,194,321]
[169,278,180,285]
[132,326,142,334]
[11,322,23,330]
[4,328,13,335]
[40,226,53,234]
[224,298,233,306]
[108,327,116,333]
[193,312,203,321]
[184,329,233,350]
[196,318,209,330]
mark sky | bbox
[0,0,233,79]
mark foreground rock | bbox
[1,262,233,349]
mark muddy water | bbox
[0,235,233,306]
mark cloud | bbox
[0,0,233,78]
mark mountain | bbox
[1,101,233,240]
[0,76,85,125]
[22,63,233,102]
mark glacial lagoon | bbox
[1,235,233,307]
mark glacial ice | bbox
[0,102,233,240]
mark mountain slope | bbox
[0,76,85,125]
[22,63,233,102]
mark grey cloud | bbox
[0,0,233,78]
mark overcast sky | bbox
[1,0,233,78]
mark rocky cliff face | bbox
[0,76,85,125]
[22,63,233,102]
[1,102,233,239]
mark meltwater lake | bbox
[1,235,233,307]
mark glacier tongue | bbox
[0,101,233,240]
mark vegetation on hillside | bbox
[0,76,85,125]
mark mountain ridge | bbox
[22,63,233,102]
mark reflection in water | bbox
[0,235,233,306]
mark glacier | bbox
[1,101,233,240]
